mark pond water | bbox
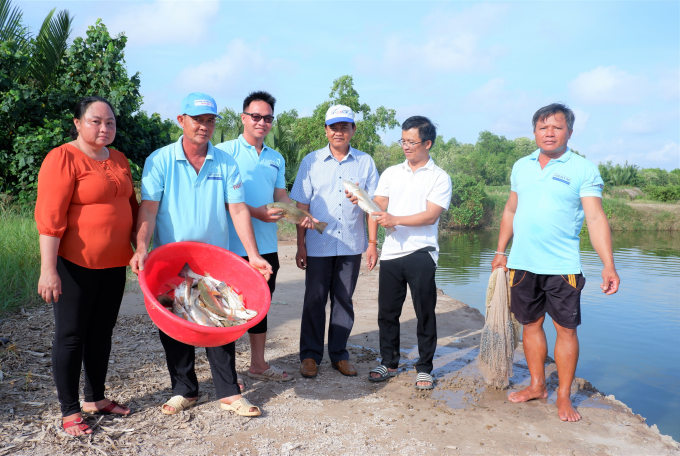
[435,230,680,441]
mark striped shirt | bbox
[290,144,379,257]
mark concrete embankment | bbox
[0,241,677,455]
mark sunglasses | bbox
[243,112,275,124]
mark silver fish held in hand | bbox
[342,181,395,235]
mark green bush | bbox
[644,185,680,202]
[444,173,487,228]
[598,161,640,186]
[638,168,680,187]
[1,17,173,201]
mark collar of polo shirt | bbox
[530,148,573,163]
[400,156,435,172]
[238,134,270,154]
[174,135,214,161]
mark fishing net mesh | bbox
[478,268,522,389]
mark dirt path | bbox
[0,242,677,455]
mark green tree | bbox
[0,12,173,200]
[264,109,301,189]
[212,107,243,145]
[293,75,399,157]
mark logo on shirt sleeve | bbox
[233,181,243,190]
[552,173,572,185]
[207,172,222,181]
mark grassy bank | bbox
[0,202,41,314]
[473,186,680,232]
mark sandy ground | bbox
[0,241,678,456]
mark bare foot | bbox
[508,385,548,403]
[62,413,92,436]
[370,368,398,380]
[556,396,581,422]
[82,399,130,415]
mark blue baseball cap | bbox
[325,104,355,125]
[181,92,222,119]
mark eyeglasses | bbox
[398,139,423,147]
[243,112,274,124]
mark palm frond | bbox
[0,0,26,43]
[29,8,73,90]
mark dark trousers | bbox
[52,256,126,417]
[378,250,438,374]
[241,252,280,334]
[159,331,239,399]
[299,254,362,364]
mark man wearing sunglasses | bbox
[291,105,380,379]
[216,91,315,383]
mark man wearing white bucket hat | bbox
[291,104,380,379]
[130,92,272,417]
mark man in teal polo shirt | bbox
[492,103,620,422]
[130,92,272,417]
[216,91,315,382]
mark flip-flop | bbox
[63,417,91,436]
[161,395,197,415]
[245,366,292,382]
[220,398,261,417]
[84,400,130,416]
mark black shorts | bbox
[241,252,280,334]
[509,269,586,329]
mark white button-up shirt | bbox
[291,144,379,257]
[375,158,452,264]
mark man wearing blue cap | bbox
[291,105,380,378]
[130,92,272,417]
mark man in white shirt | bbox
[348,116,452,390]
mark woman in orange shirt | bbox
[35,96,139,436]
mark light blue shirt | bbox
[141,136,244,250]
[507,149,604,275]
[290,144,379,257]
[215,135,286,256]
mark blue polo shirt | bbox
[141,136,244,250]
[215,135,286,256]
[507,149,604,275]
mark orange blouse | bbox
[35,144,139,269]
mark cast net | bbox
[478,268,521,388]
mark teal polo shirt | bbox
[215,135,286,256]
[141,136,244,250]
[507,149,604,275]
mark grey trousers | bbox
[299,254,362,364]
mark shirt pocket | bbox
[258,160,279,183]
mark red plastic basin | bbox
[138,241,271,347]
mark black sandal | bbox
[368,365,397,382]
[415,372,435,390]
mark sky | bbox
[20,0,680,170]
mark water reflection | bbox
[436,230,680,441]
